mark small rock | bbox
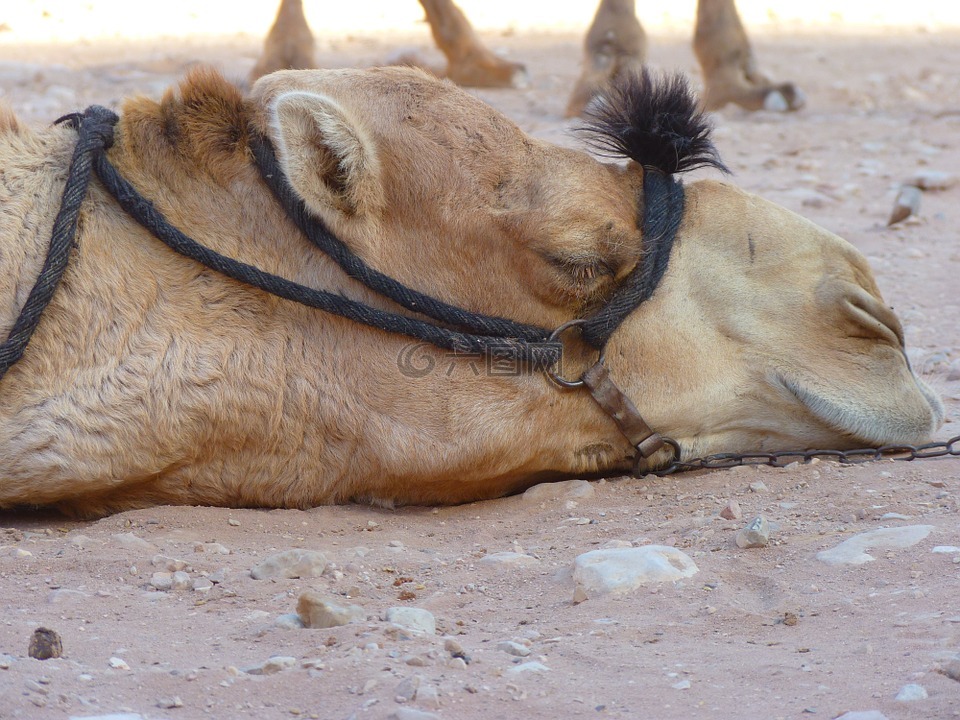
[387,708,441,720]
[573,546,698,602]
[888,184,922,226]
[479,551,539,567]
[194,542,230,555]
[46,589,90,604]
[11,548,32,558]
[28,628,63,660]
[170,571,191,592]
[275,613,306,630]
[245,656,296,675]
[720,499,742,521]
[816,525,934,566]
[736,516,771,549]
[156,697,183,709]
[672,679,691,690]
[228,518,241,526]
[416,683,441,709]
[110,532,154,552]
[497,640,531,657]
[395,674,422,703]
[192,577,214,592]
[834,713,888,720]
[151,554,187,572]
[385,607,436,635]
[507,661,550,675]
[938,658,960,682]
[108,657,130,670]
[250,549,327,580]
[879,512,911,521]
[150,572,173,591]
[522,479,595,502]
[68,534,99,549]
[0,654,14,669]
[895,683,928,701]
[749,481,769,493]
[297,591,365,629]
[908,170,957,191]
[931,546,960,554]
[67,715,145,720]
[447,657,467,670]
[444,638,470,663]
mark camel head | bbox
[250,66,942,473]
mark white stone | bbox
[572,546,698,601]
[835,713,889,720]
[250,549,327,579]
[522,479,595,502]
[110,533,155,552]
[672,679,692,690]
[108,657,130,670]
[385,607,436,635]
[479,551,539,567]
[69,715,145,720]
[150,572,173,591]
[932,546,960,554]
[895,683,928,701]
[506,661,551,675]
[170,571,191,591]
[388,709,441,720]
[497,640,531,657]
[816,526,934,566]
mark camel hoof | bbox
[763,84,806,112]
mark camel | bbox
[252,0,805,116]
[0,65,941,517]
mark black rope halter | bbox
[0,105,682,385]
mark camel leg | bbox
[418,0,528,88]
[565,0,646,118]
[693,0,804,111]
[250,0,316,83]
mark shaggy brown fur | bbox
[0,67,940,516]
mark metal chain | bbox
[650,433,960,476]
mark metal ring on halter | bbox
[545,319,605,388]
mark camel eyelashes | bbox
[577,68,730,176]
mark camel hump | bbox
[578,68,729,176]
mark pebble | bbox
[192,577,214,592]
[296,592,365,629]
[394,674,423,703]
[28,627,63,660]
[110,533,154,552]
[497,640,531,657]
[250,549,327,579]
[572,545,699,602]
[506,661,550,675]
[194,542,230,555]
[0,654,14,669]
[749,481,769,493]
[387,709,441,720]
[834,713,888,720]
[68,715,145,720]
[150,572,173,591]
[522,479,595,502]
[736,516,771,549]
[720,499,742,521]
[274,613,306,630]
[385,607,436,635]
[888,184,922,226]
[816,525,934,565]
[479,551,539,567]
[11,548,32,558]
[895,683,928,701]
[931,546,960,554]
[228,518,241,526]
[244,656,296,675]
[47,589,90,604]
[879,512,911,521]
[171,571,191,591]
[672,679,692,690]
[151,554,187,572]
[108,657,130,670]
[908,170,957,191]
[156,696,183,709]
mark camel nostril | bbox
[844,290,905,349]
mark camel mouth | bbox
[777,372,943,448]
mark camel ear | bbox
[268,90,383,220]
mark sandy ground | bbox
[2,8,960,720]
